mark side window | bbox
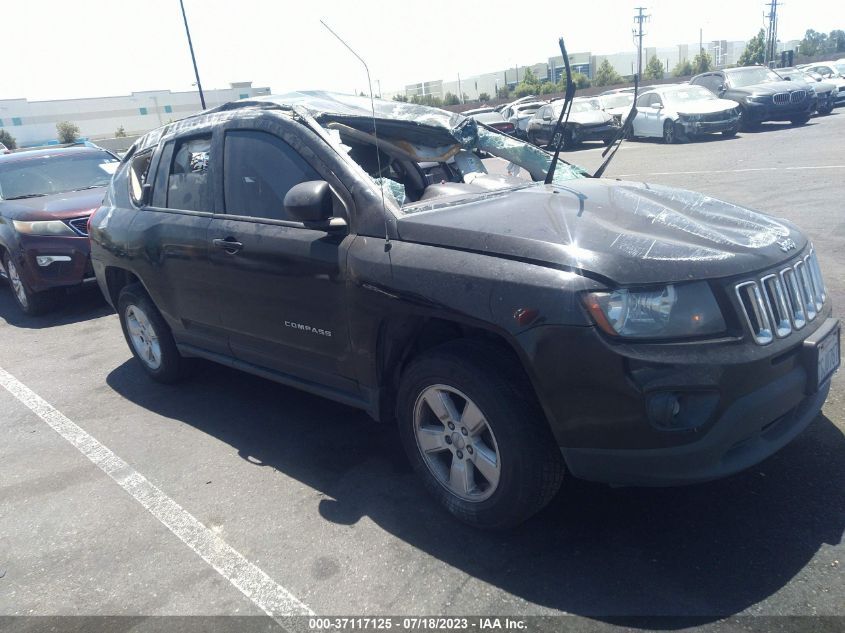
[636,93,653,108]
[166,136,212,212]
[129,149,154,206]
[223,130,320,221]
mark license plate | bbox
[815,326,840,391]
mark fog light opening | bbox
[36,255,72,267]
[647,392,681,429]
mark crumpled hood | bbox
[397,179,805,285]
[0,188,105,221]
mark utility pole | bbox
[765,0,780,66]
[178,0,206,110]
[633,7,650,82]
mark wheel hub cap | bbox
[126,305,162,370]
[413,384,501,503]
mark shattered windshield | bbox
[310,100,588,214]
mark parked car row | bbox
[1,87,839,529]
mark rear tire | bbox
[722,127,738,137]
[662,119,678,144]
[791,114,810,125]
[397,341,564,529]
[3,253,60,316]
[117,283,188,384]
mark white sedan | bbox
[631,85,741,143]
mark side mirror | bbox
[783,76,791,81]
[653,102,663,109]
[718,84,727,94]
[284,180,333,223]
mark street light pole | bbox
[179,0,206,110]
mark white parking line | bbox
[0,365,313,620]
[615,165,845,177]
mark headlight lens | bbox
[583,281,726,339]
[747,95,770,103]
[12,220,76,237]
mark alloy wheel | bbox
[413,384,501,502]
[125,304,163,370]
[6,259,28,309]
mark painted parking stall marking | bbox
[0,365,313,620]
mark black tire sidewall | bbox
[117,284,184,384]
[3,253,57,316]
[397,343,563,529]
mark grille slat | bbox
[773,92,789,105]
[790,90,806,103]
[736,249,826,345]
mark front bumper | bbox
[572,124,619,143]
[679,115,739,135]
[562,356,831,486]
[745,100,813,122]
[13,234,93,292]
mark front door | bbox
[207,127,357,392]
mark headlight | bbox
[12,220,77,236]
[582,281,726,339]
[680,113,701,122]
[746,95,770,103]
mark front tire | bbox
[397,341,564,529]
[3,253,59,316]
[791,113,811,125]
[117,283,187,384]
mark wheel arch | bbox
[102,266,142,308]
[375,316,542,426]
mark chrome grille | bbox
[790,90,806,103]
[67,217,89,236]
[773,92,789,105]
[735,249,827,345]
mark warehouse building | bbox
[0,82,271,147]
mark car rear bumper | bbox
[14,234,94,292]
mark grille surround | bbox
[67,217,89,237]
[790,90,806,103]
[735,250,826,345]
[773,92,789,105]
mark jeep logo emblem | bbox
[777,238,797,252]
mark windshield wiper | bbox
[71,184,107,192]
[3,193,49,200]
[544,38,577,185]
[593,75,639,178]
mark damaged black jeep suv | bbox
[89,92,840,528]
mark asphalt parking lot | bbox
[1,112,844,631]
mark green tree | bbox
[799,29,827,56]
[392,94,409,102]
[478,92,491,102]
[828,29,845,53]
[443,92,460,106]
[539,82,558,94]
[56,121,79,144]
[521,67,539,86]
[738,29,766,66]
[672,59,694,77]
[497,86,510,99]
[513,82,536,98]
[593,59,622,87]
[692,51,713,75]
[0,129,17,150]
[644,55,665,80]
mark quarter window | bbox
[129,149,154,206]
[166,136,212,212]
[223,130,320,221]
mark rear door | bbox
[634,93,656,136]
[207,121,357,392]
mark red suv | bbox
[0,146,119,314]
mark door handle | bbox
[212,237,244,254]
